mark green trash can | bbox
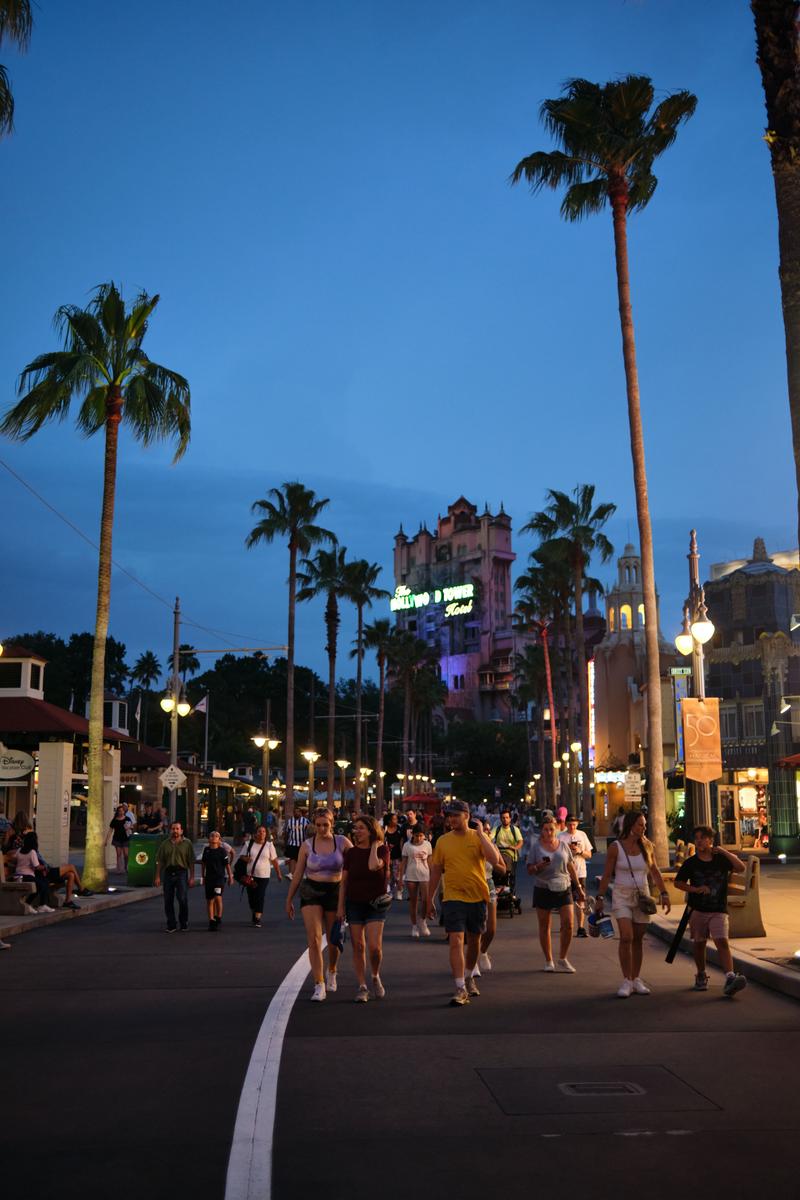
[126,833,164,886]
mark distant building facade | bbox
[391,497,516,721]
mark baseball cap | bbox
[445,799,470,815]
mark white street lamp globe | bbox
[690,616,715,645]
[675,632,694,657]
[160,694,175,713]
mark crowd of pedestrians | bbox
[1,797,750,1005]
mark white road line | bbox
[224,947,313,1200]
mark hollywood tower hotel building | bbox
[391,497,516,720]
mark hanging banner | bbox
[681,697,722,783]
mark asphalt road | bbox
[3,870,799,1200]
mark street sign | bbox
[159,765,187,790]
[670,667,692,677]
[624,770,642,798]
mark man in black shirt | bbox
[674,824,747,997]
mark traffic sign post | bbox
[159,764,187,791]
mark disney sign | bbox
[0,743,35,780]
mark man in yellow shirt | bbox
[427,800,503,1007]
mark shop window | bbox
[620,604,632,631]
[741,703,765,740]
[637,604,645,627]
[720,706,738,742]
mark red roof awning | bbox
[776,753,800,768]
[0,696,130,741]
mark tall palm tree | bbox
[514,574,560,805]
[344,559,389,811]
[388,631,439,797]
[1,283,190,888]
[246,482,334,815]
[0,0,33,138]
[297,543,352,805]
[751,2,800,550]
[179,644,199,682]
[130,649,162,742]
[524,485,615,821]
[511,76,696,865]
[513,643,549,801]
[362,618,394,816]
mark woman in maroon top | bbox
[337,815,391,1003]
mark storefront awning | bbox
[775,753,800,768]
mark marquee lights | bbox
[390,582,475,617]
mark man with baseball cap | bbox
[426,800,503,1007]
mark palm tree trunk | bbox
[285,539,297,817]
[752,0,800,550]
[325,591,338,806]
[354,604,364,812]
[402,675,412,797]
[573,564,592,824]
[537,692,547,806]
[541,623,559,811]
[375,652,386,817]
[610,182,668,867]
[84,392,122,890]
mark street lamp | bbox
[674,529,716,826]
[159,597,191,821]
[302,750,320,805]
[336,758,350,807]
[359,767,373,811]
[252,731,280,809]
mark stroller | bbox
[494,849,522,917]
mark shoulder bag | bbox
[619,840,657,914]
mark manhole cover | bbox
[559,1082,644,1097]
[477,1065,719,1115]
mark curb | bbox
[0,886,160,940]
[649,916,800,1003]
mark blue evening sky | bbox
[0,0,793,683]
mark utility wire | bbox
[0,455,272,652]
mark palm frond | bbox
[0,63,13,136]
[0,2,33,50]
[561,177,607,221]
[509,148,587,192]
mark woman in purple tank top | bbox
[285,808,352,1002]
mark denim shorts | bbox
[345,898,389,925]
[533,886,573,911]
[442,899,487,935]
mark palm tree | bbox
[179,644,200,682]
[297,543,352,805]
[362,618,394,816]
[246,482,334,815]
[514,573,560,805]
[513,643,549,801]
[1,283,190,888]
[344,559,389,811]
[0,1,33,138]
[388,631,439,797]
[751,3,800,550]
[130,649,162,742]
[511,76,696,865]
[524,485,615,821]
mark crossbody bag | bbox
[619,841,657,914]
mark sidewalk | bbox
[648,861,800,1002]
[0,878,160,940]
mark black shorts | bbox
[204,880,226,900]
[442,899,487,935]
[299,878,340,912]
[47,867,62,887]
[534,886,573,911]
[286,845,302,860]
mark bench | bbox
[727,854,766,939]
[0,852,36,915]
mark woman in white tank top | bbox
[595,811,670,998]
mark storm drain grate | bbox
[558,1082,645,1097]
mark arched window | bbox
[637,603,646,627]
[633,563,639,583]
[625,565,631,584]
[608,607,616,632]
[620,604,632,630]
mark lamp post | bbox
[358,767,373,813]
[336,758,350,808]
[674,529,715,827]
[302,750,320,808]
[570,741,582,811]
[252,732,280,812]
[160,596,191,822]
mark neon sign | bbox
[390,582,474,617]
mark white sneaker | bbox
[543,960,555,972]
[20,899,36,914]
[325,971,338,992]
[311,982,326,1002]
[372,975,386,999]
[411,925,420,938]
[419,919,431,937]
[617,979,634,998]
[39,905,55,913]
[632,977,651,995]
[478,952,492,972]
[394,888,403,900]
[557,958,576,973]
[0,939,11,949]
